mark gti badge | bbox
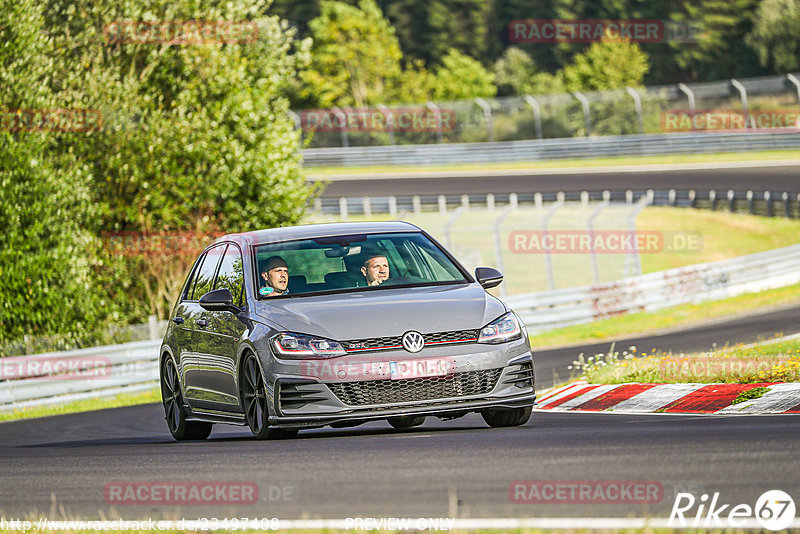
[402,331,425,353]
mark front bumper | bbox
[266,341,536,428]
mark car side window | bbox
[191,245,224,300]
[214,244,245,306]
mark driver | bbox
[260,256,289,297]
[361,254,389,286]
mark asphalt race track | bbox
[315,163,800,198]
[2,306,800,521]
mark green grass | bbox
[573,337,800,384]
[530,282,800,349]
[0,387,160,423]
[307,148,800,176]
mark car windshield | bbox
[253,232,468,298]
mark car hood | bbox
[253,283,506,340]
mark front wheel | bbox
[241,353,297,440]
[481,406,532,428]
[161,358,213,441]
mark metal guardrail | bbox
[302,131,800,168]
[505,243,800,334]
[2,243,800,410]
[0,340,160,411]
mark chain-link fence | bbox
[296,73,800,148]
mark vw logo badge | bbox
[402,331,425,353]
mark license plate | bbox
[389,358,454,380]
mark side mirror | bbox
[199,288,240,313]
[475,267,503,289]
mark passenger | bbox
[361,254,390,286]
[260,256,289,297]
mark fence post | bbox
[148,315,159,341]
[626,190,633,205]
[339,197,348,219]
[747,190,754,214]
[587,200,610,285]
[487,193,495,211]
[443,207,465,249]
[783,192,791,218]
[730,79,749,129]
[412,195,422,214]
[426,101,444,144]
[510,193,519,210]
[669,189,677,206]
[523,95,544,140]
[572,91,591,137]
[626,87,644,135]
[377,104,395,145]
[438,195,447,214]
[475,98,494,142]
[362,197,372,218]
[542,200,564,290]
[688,189,696,208]
[580,191,589,208]
[493,205,515,297]
[534,192,542,209]
[461,194,470,210]
[728,189,736,212]
[709,189,717,211]
[787,74,800,110]
[678,83,696,131]
[389,196,398,217]
[331,107,349,147]
[765,191,772,217]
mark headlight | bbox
[271,332,346,358]
[478,312,522,344]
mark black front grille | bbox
[327,368,502,406]
[342,329,479,353]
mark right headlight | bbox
[478,312,522,344]
[270,332,346,359]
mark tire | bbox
[161,358,213,441]
[241,353,297,440]
[481,406,532,428]
[388,415,426,429]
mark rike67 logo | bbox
[669,489,796,530]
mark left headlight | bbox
[478,312,522,344]
[271,332,346,359]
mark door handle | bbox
[172,316,184,325]
[196,318,208,328]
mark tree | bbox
[747,0,800,72]
[494,47,565,96]
[562,40,650,92]
[0,0,114,347]
[431,49,497,101]
[301,0,402,107]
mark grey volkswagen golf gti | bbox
[160,221,536,440]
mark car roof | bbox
[211,221,423,248]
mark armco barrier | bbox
[302,132,800,167]
[0,340,160,411]
[2,244,800,411]
[505,243,800,333]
